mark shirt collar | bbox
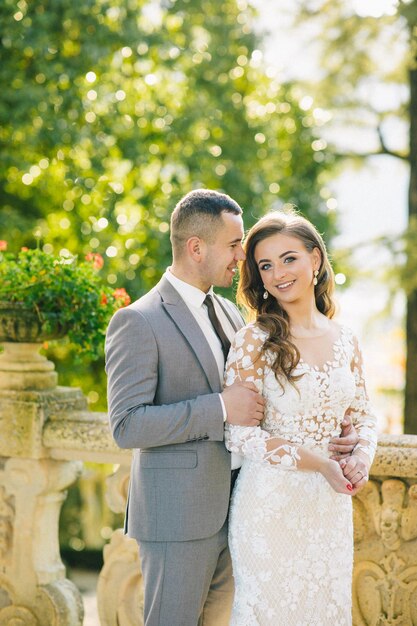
[164,268,214,308]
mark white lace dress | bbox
[225,323,377,626]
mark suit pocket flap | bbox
[140,451,197,469]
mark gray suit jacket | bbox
[105,275,244,542]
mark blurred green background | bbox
[1,0,413,564]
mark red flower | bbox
[85,252,104,270]
[113,288,131,307]
[100,293,108,306]
[21,246,29,251]
[0,241,7,251]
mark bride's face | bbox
[254,232,321,307]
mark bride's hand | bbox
[339,453,369,494]
[319,459,354,495]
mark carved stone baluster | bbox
[97,464,143,626]
[0,341,86,625]
[353,439,417,625]
[0,457,84,625]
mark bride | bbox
[225,211,378,625]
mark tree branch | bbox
[331,124,409,161]
[377,125,409,161]
[333,149,409,161]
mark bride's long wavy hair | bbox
[237,210,336,385]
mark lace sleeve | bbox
[346,334,378,464]
[224,324,300,469]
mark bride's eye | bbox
[259,263,272,271]
[283,256,296,264]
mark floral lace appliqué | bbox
[225,322,377,626]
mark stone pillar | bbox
[0,342,86,625]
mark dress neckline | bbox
[295,325,347,373]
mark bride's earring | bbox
[263,286,269,300]
[313,270,319,286]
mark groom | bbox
[105,189,358,625]
[105,189,264,625]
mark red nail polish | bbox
[346,484,353,491]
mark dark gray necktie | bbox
[204,295,231,361]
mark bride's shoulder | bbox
[236,321,268,338]
[328,319,351,336]
[228,322,269,369]
[330,321,359,349]
[234,322,268,347]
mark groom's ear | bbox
[187,236,205,263]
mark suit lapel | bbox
[157,277,222,392]
[213,294,244,332]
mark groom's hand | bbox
[328,416,359,460]
[222,382,264,426]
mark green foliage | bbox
[0,245,130,358]
[1,0,335,288]
[0,0,336,408]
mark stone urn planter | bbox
[0,302,69,390]
[0,301,68,343]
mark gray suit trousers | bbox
[138,520,234,626]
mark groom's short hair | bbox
[170,189,242,257]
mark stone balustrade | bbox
[0,342,141,626]
[0,340,415,625]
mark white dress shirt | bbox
[165,269,244,471]
[164,269,236,414]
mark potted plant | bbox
[0,241,131,359]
